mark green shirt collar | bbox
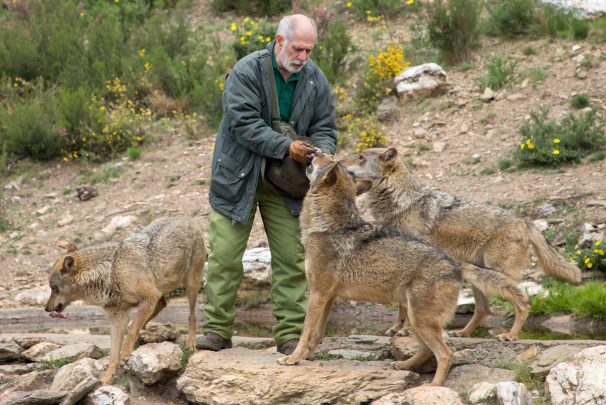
[271,48,300,82]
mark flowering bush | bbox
[516,108,605,167]
[339,113,388,152]
[356,41,410,113]
[230,18,276,60]
[574,240,606,274]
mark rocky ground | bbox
[1,2,606,403]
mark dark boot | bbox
[196,332,233,351]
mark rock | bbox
[541,315,575,336]
[545,345,606,405]
[51,358,106,392]
[372,385,464,404]
[445,364,515,393]
[60,377,101,405]
[84,385,130,405]
[395,63,448,100]
[125,342,182,385]
[0,389,67,405]
[100,215,136,235]
[21,341,62,362]
[328,349,378,361]
[76,186,98,201]
[42,343,104,362]
[531,344,583,376]
[481,87,495,102]
[0,342,24,363]
[533,219,548,232]
[137,322,180,345]
[377,97,401,122]
[57,215,74,227]
[496,381,533,405]
[177,347,420,405]
[11,369,54,392]
[468,382,497,403]
[14,286,51,306]
[432,142,446,153]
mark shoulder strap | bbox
[260,49,280,128]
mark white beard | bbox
[280,50,306,74]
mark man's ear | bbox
[382,147,399,162]
[61,256,75,275]
[355,178,373,196]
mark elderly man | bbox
[197,14,337,355]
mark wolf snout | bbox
[45,303,64,312]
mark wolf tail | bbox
[461,263,530,318]
[527,221,582,285]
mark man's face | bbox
[276,32,315,74]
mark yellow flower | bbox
[596,241,602,247]
[114,0,119,3]
[138,48,145,57]
[231,22,237,31]
[599,250,605,255]
[587,262,593,268]
[553,149,560,155]
[553,138,560,144]
[576,250,582,255]
[526,139,534,149]
[520,143,526,150]
[584,257,590,264]
[80,12,85,17]
[346,1,352,7]
[265,36,271,42]
[245,30,252,36]
[407,0,414,4]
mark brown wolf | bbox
[44,217,206,385]
[277,153,528,386]
[341,147,582,340]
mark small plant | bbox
[210,0,291,16]
[589,151,605,162]
[531,279,606,319]
[497,159,512,171]
[345,0,418,19]
[516,108,606,167]
[181,346,194,368]
[478,56,516,90]
[522,45,538,56]
[569,16,590,39]
[480,167,496,175]
[570,94,590,109]
[526,67,546,82]
[127,147,141,160]
[341,114,388,153]
[45,357,74,370]
[229,18,275,61]
[573,240,606,273]
[426,0,483,64]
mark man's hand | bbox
[288,140,320,165]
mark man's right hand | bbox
[288,140,320,165]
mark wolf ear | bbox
[382,147,398,162]
[57,240,77,252]
[321,164,338,188]
[61,256,75,274]
[355,178,373,196]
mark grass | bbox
[530,280,606,319]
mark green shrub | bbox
[526,66,546,82]
[570,16,590,39]
[497,159,512,171]
[346,0,418,19]
[426,0,483,64]
[0,93,63,160]
[522,45,538,55]
[532,4,571,38]
[588,15,606,42]
[485,0,535,38]
[312,9,357,85]
[127,147,141,160]
[478,56,516,90]
[570,93,590,109]
[210,0,291,16]
[516,108,606,167]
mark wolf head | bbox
[45,244,82,313]
[307,153,372,197]
[340,147,405,183]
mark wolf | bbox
[341,147,582,340]
[277,153,528,386]
[44,217,206,385]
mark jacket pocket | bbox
[211,152,254,203]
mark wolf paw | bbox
[448,329,471,338]
[276,355,300,366]
[496,332,517,342]
[385,325,410,337]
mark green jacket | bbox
[209,41,337,224]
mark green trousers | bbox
[203,181,307,345]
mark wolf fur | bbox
[276,153,528,386]
[44,217,206,385]
[341,147,581,340]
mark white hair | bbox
[276,14,317,43]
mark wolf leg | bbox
[385,303,411,336]
[411,321,453,386]
[142,297,168,330]
[450,286,489,337]
[120,297,160,360]
[185,262,204,350]
[277,290,331,365]
[102,310,129,385]
[311,296,335,348]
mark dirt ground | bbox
[1,5,605,309]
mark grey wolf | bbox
[44,217,206,385]
[341,147,581,340]
[277,153,528,386]
[202,14,336,354]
